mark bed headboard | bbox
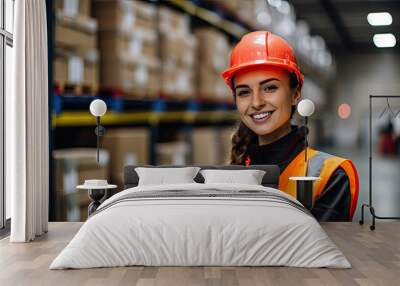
[123,165,280,189]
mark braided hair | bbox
[230,72,300,165]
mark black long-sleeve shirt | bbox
[246,125,351,221]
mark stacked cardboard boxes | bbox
[219,126,236,164]
[192,128,220,165]
[159,7,197,100]
[55,0,92,18]
[207,0,274,35]
[157,141,190,165]
[54,0,99,94]
[102,128,150,188]
[53,148,110,222]
[195,28,232,103]
[192,127,236,165]
[237,0,278,29]
[93,0,160,99]
[236,0,256,27]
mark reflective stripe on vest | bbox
[279,147,359,220]
[306,151,332,178]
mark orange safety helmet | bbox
[222,31,304,90]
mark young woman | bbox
[222,31,359,221]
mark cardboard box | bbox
[96,5,160,98]
[53,148,110,221]
[54,49,99,93]
[55,22,97,53]
[159,6,189,36]
[215,78,233,103]
[100,59,160,98]
[235,0,259,27]
[160,34,197,68]
[133,0,157,21]
[192,128,220,165]
[157,141,190,165]
[102,128,150,187]
[54,57,68,88]
[99,60,139,89]
[159,33,196,99]
[54,56,99,92]
[160,68,195,100]
[55,0,91,18]
[219,126,236,164]
[192,127,236,165]
[197,67,231,102]
[197,68,218,100]
[93,0,157,33]
[99,30,158,64]
[195,28,230,72]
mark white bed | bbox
[50,183,351,269]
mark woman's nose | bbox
[251,90,266,109]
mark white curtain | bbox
[8,0,49,242]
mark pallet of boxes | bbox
[53,148,110,222]
[54,0,99,95]
[102,128,150,188]
[192,126,235,165]
[93,0,160,99]
[195,28,232,103]
[159,7,197,100]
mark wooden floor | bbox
[0,222,399,286]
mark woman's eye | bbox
[263,85,278,92]
[238,90,250,96]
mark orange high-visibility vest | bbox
[246,147,359,220]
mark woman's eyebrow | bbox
[259,78,279,85]
[234,84,249,90]
[235,78,279,90]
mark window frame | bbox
[0,0,13,232]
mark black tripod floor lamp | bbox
[359,95,400,230]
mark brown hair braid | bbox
[230,121,258,165]
[230,72,300,165]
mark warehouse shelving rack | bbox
[167,0,248,38]
[48,0,249,221]
[53,110,238,127]
[47,0,56,222]
[166,0,334,85]
[48,0,334,221]
[50,0,334,127]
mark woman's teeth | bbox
[252,111,273,120]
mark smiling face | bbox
[233,66,301,145]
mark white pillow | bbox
[135,167,201,186]
[200,169,266,185]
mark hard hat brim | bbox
[222,59,304,90]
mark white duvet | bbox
[50,183,351,269]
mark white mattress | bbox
[50,183,351,269]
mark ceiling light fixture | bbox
[367,12,392,26]
[373,33,396,48]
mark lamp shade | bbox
[297,99,315,117]
[89,99,107,117]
